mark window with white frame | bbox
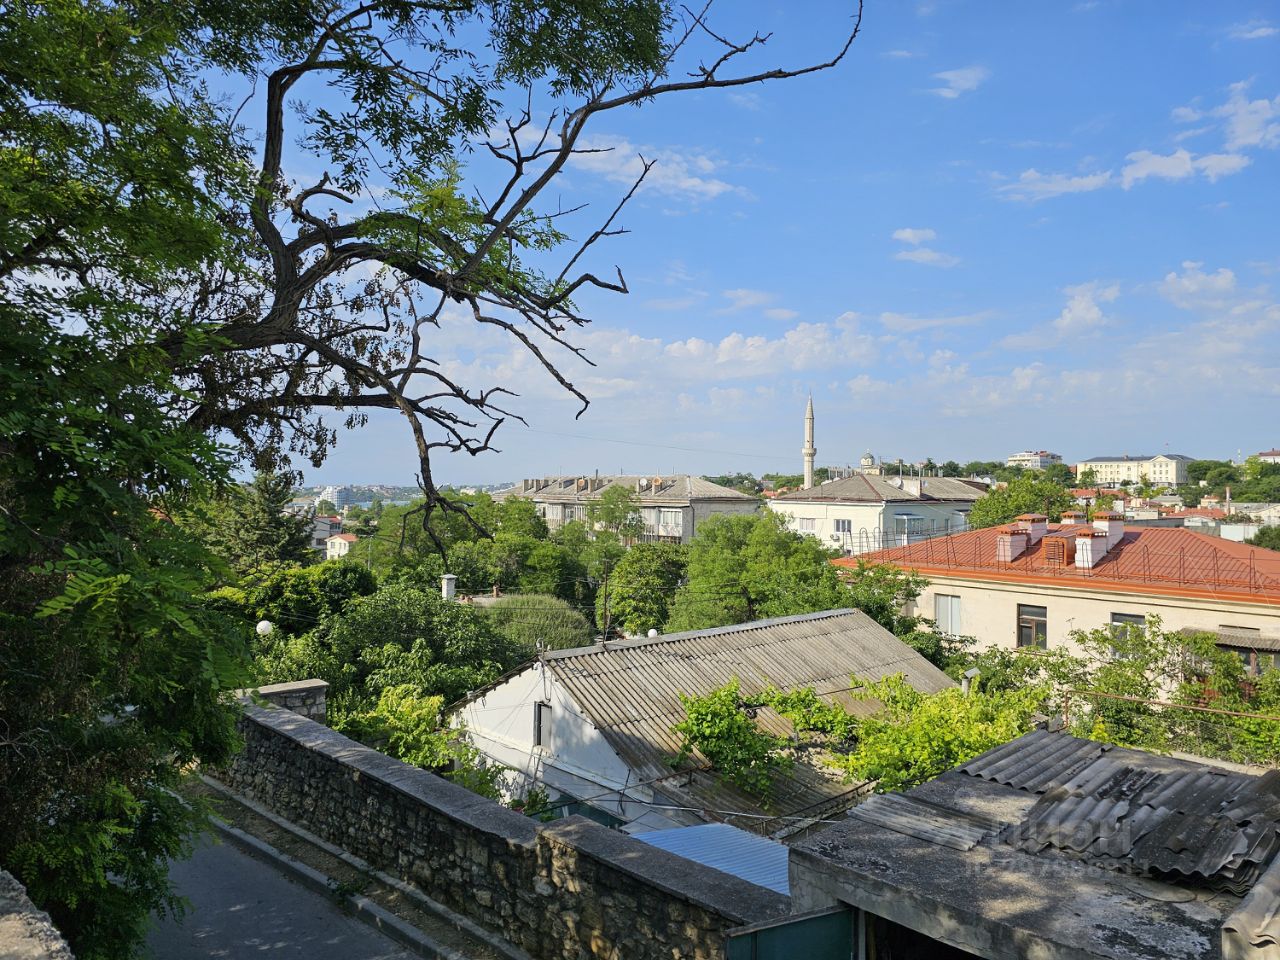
[935,594,961,635]
[796,517,816,532]
[834,518,852,534]
[658,508,682,527]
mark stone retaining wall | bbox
[220,704,789,960]
[245,679,329,723]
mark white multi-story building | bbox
[309,514,343,552]
[768,474,985,554]
[1075,453,1192,488]
[1257,449,1280,465]
[325,532,358,560]
[1006,450,1063,470]
[319,484,356,509]
[496,475,759,544]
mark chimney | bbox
[1059,510,1085,526]
[1075,529,1108,569]
[441,574,457,601]
[996,526,1029,562]
[1015,514,1048,543]
[902,477,923,497]
[1043,534,1076,567]
[1093,512,1124,549]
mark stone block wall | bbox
[219,704,789,960]
[245,679,328,723]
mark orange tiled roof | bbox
[328,533,358,542]
[835,524,1280,605]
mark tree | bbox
[666,512,871,631]
[595,542,687,636]
[185,471,313,579]
[245,560,377,636]
[134,2,858,537]
[968,475,1076,529]
[1078,467,1098,487]
[1042,463,1074,485]
[673,680,793,798]
[586,486,644,541]
[1247,527,1280,551]
[940,461,963,478]
[485,594,595,655]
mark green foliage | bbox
[837,560,928,635]
[968,475,1076,529]
[666,512,846,630]
[702,473,762,496]
[586,486,644,540]
[331,686,503,799]
[485,594,595,656]
[183,472,314,580]
[1247,526,1280,551]
[245,560,377,636]
[836,675,1049,793]
[595,542,687,636]
[761,687,858,741]
[673,681,793,798]
[259,583,521,705]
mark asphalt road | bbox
[146,837,413,960]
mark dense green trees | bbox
[1248,526,1280,551]
[596,542,688,636]
[485,594,596,655]
[968,475,1077,528]
[183,472,314,579]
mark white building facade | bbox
[768,475,985,555]
[1006,450,1063,470]
[1075,454,1192,488]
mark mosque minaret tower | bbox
[802,395,816,490]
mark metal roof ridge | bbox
[540,608,864,661]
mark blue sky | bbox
[296,2,1280,486]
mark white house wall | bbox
[454,660,684,830]
[909,575,1280,655]
[768,500,971,555]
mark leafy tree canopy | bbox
[597,542,687,636]
[183,471,314,580]
[968,475,1076,529]
[1247,526,1280,551]
[485,593,595,656]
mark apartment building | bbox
[496,474,759,544]
[843,515,1280,670]
[1075,453,1192,487]
[1005,450,1063,470]
[769,475,986,555]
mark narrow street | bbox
[146,837,413,960]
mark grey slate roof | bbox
[774,474,986,504]
[495,474,757,504]
[542,609,954,835]
[792,730,1280,960]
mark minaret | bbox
[802,395,816,490]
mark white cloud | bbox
[894,247,961,268]
[878,311,986,333]
[719,288,775,313]
[1171,105,1203,123]
[1212,82,1280,151]
[1053,281,1119,333]
[891,227,937,244]
[569,134,741,200]
[883,49,921,59]
[1158,261,1237,310]
[1195,152,1252,181]
[1121,149,1195,188]
[997,168,1113,201]
[999,281,1119,349]
[930,66,990,99]
[764,307,799,321]
[1121,149,1252,188]
[1228,20,1278,40]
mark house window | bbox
[1110,613,1146,634]
[1219,645,1280,677]
[1017,605,1048,649]
[533,702,552,747]
[796,517,816,532]
[935,595,961,635]
[658,508,682,527]
[834,519,852,534]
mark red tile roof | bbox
[834,524,1280,605]
[328,533,359,542]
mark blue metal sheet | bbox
[633,823,790,895]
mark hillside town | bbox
[5,3,1280,960]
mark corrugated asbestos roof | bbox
[962,727,1112,793]
[544,609,953,834]
[632,823,791,894]
[848,792,998,851]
